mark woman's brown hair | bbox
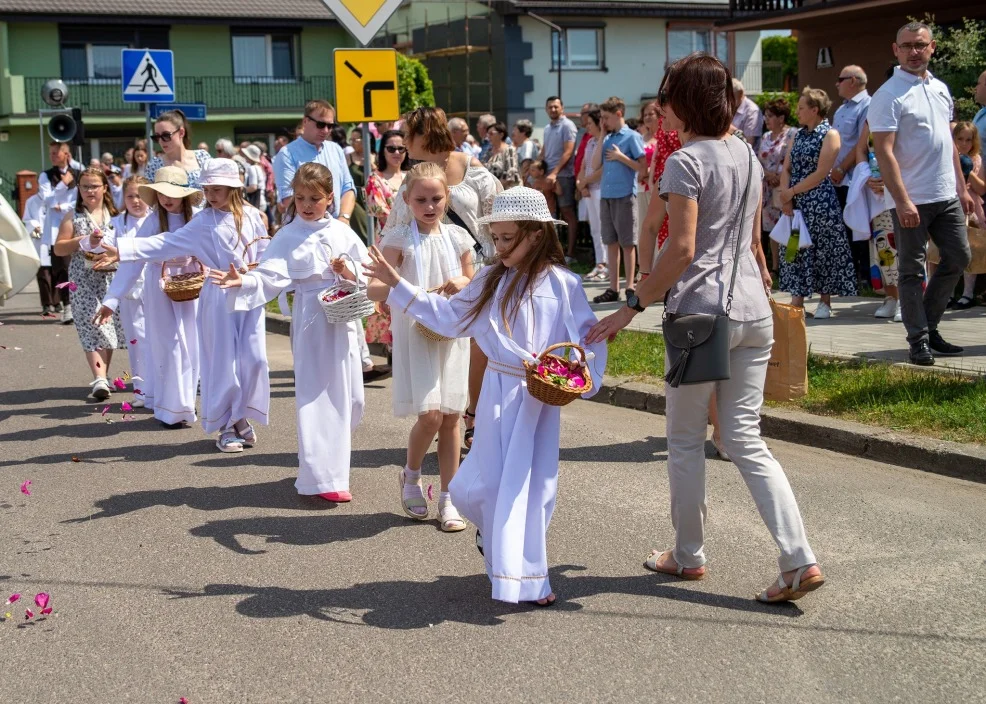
[75,167,119,217]
[130,144,148,174]
[763,97,792,122]
[156,109,192,149]
[461,220,566,334]
[659,54,736,137]
[283,162,334,225]
[402,107,456,154]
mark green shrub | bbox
[396,53,435,114]
[752,92,800,126]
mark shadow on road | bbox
[188,511,419,554]
[560,435,668,464]
[0,434,219,467]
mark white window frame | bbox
[666,26,731,67]
[63,42,128,85]
[232,33,298,84]
[551,27,604,71]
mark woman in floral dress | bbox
[777,88,857,318]
[758,97,798,274]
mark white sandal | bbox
[216,430,244,453]
[438,500,467,533]
[234,420,256,447]
[756,565,825,603]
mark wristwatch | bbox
[626,292,646,313]
[339,213,351,220]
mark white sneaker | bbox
[61,304,73,324]
[130,397,145,408]
[812,302,832,320]
[893,300,902,322]
[874,297,896,319]
[89,378,110,401]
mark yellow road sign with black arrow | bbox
[333,48,400,123]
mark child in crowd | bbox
[527,159,560,214]
[367,162,474,532]
[951,122,985,309]
[211,163,367,502]
[95,159,270,451]
[94,166,203,427]
[364,187,607,606]
[109,175,153,406]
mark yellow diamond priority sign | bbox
[334,48,400,123]
[322,0,403,47]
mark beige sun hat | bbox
[476,187,566,226]
[138,165,204,207]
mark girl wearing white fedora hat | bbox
[365,186,607,606]
[93,165,203,428]
[95,158,271,452]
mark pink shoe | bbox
[318,491,352,503]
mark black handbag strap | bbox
[724,146,755,316]
[445,207,484,255]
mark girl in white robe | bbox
[211,162,367,502]
[367,162,474,533]
[108,176,152,406]
[364,187,607,606]
[96,159,270,452]
[94,166,203,427]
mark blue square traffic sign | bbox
[121,49,175,103]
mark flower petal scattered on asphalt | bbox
[34,593,49,609]
[101,406,110,416]
[20,481,31,496]
[25,608,33,619]
[130,339,137,345]
[4,594,20,605]
[130,376,143,383]
[427,484,433,501]
[121,402,133,412]
[40,607,53,616]
[112,377,127,390]
[71,456,81,462]
[180,698,189,704]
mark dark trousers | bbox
[890,198,971,345]
[50,253,71,305]
[834,185,870,285]
[36,266,56,308]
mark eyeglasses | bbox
[80,184,103,192]
[305,115,336,130]
[836,76,854,83]
[385,145,406,154]
[658,88,669,106]
[898,42,931,53]
[151,129,181,143]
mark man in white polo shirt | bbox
[869,21,974,367]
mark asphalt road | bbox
[2,288,985,703]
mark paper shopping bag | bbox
[764,298,808,402]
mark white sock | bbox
[403,467,423,501]
[439,491,451,505]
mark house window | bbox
[231,33,298,81]
[551,28,603,70]
[668,28,730,64]
[60,43,129,83]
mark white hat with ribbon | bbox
[198,158,243,188]
[476,187,566,226]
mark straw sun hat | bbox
[139,165,204,207]
[476,187,566,226]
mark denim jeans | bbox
[664,318,817,572]
[890,198,971,345]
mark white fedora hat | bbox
[198,158,243,188]
[476,187,566,226]
[242,144,262,163]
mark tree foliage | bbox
[915,15,986,120]
[397,53,435,115]
[762,35,798,85]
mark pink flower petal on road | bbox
[180,698,189,704]
[130,339,137,345]
[101,406,110,416]
[427,484,433,501]
[40,607,53,615]
[25,608,34,620]
[4,594,20,605]
[121,402,133,412]
[20,480,31,496]
[34,593,50,609]
[112,377,127,390]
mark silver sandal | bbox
[216,430,244,453]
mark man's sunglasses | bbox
[385,145,406,154]
[151,128,181,143]
[836,76,854,83]
[305,115,336,130]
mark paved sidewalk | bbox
[584,280,986,374]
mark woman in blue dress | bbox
[777,87,857,318]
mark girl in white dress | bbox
[210,163,367,502]
[94,166,202,428]
[367,162,474,532]
[95,159,270,452]
[365,187,607,605]
[108,175,152,407]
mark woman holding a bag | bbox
[588,55,824,604]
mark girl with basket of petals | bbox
[211,163,370,503]
[364,186,607,606]
[367,162,475,533]
[92,166,202,427]
[94,159,270,452]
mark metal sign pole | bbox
[363,122,374,246]
[38,109,46,172]
[145,104,152,149]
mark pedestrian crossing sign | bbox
[121,49,175,103]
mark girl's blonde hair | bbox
[283,162,334,226]
[156,191,196,233]
[121,174,150,226]
[953,121,981,157]
[205,186,246,239]
[404,161,449,205]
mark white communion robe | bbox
[229,216,368,494]
[108,211,152,400]
[116,207,271,434]
[101,211,200,424]
[387,265,607,603]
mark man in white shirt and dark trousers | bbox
[37,141,81,323]
[869,22,974,366]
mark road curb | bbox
[265,313,986,482]
[590,376,986,483]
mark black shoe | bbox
[592,288,619,304]
[946,297,957,309]
[362,365,392,384]
[160,421,187,430]
[953,296,976,310]
[928,331,963,356]
[908,341,935,366]
[625,288,635,300]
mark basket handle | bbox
[333,251,367,294]
[539,342,587,367]
[160,257,204,279]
